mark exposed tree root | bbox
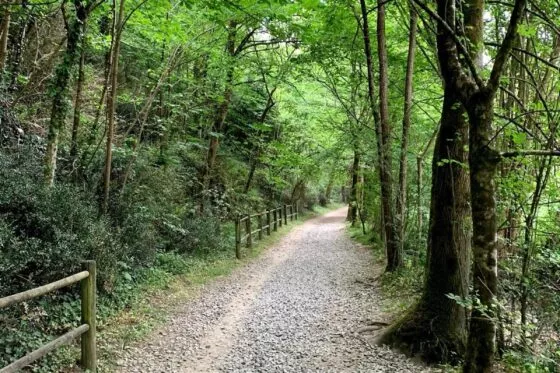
[375,302,466,364]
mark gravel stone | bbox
[117,208,433,372]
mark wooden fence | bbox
[235,204,299,259]
[0,261,97,373]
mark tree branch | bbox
[487,0,528,92]
[485,42,560,71]
[411,0,484,89]
[501,150,560,158]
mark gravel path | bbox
[117,208,431,372]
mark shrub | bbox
[0,173,123,296]
[159,214,232,255]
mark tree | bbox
[102,0,126,214]
[416,0,528,368]
[357,0,401,271]
[44,0,99,186]
[395,4,417,249]
[377,86,471,364]
[201,19,238,201]
[376,0,402,271]
[0,3,10,73]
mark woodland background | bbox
[0,0,559,371]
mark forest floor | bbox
[114,208,432,372]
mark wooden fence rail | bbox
[235,203,299,259]
[0,261,97,373]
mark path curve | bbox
[117,208,430,372]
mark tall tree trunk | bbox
[70,43,87,168]
[44,1,90,186]
[377,91,471,362]
[461,0,527,369]
[358,0,400,271]
[0,6,10,74]
[7,13,29,92]
[102,0,125,214]
[347,150,360,225]
[376,0,402,271]
[415,128,438,250]
[416,156,422,244]
[396,6,418,249]
[464,93,501,373]
[244,157,258,193]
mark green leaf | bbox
[511,132,527,145]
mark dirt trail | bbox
[117,208,430,372]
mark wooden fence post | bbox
[81,260,96,372]
[290,205,294,221]
[235,217,241,259]
[258,213,263,240]
[273,209,278,231]
[266,210,271,235]
[246,214,252,250]
[279,207,283,227]
[284,205,288,224]
[295,202,299,220]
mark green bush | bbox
[0,154,123,296]
[159,214,232,255]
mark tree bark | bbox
[7,12,29,92]
[0,5,10,73]
[347,150,360,225]
[396,6,418,250]
[377,90,471,363]
[463,92,501,373]
[461,0,527,369]
[416,156,422,245]
[358,0,401,271]
[44,1,91,186]
[70,43,87,168]
[376,0,402,271]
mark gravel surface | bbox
[117,208,432,372]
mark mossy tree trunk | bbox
[44,1,92,186]
[464,91,501,373]
[377,90,471,363]
[376,0,402,271]
[0,5,10,74]
[70,42,87,169]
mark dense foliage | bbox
[0,0,559,371]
